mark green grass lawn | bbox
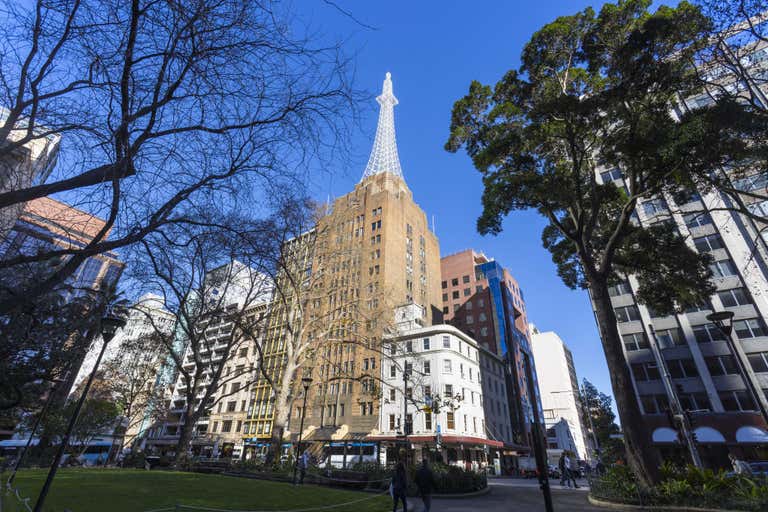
[3,469,391,512]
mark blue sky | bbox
[302,1,619,403]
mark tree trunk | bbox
[175,410,196,465]
[266,361,297,464]
[590,277,661,487]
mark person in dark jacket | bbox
[414,459,435,512]
[391,461,408,512]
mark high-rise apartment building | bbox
[594,39,768,467]
[530,327,591,461]
[440,249,542,464]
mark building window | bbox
[462,275,470,284]
[608,281,632,297]
[642,198,668,216]
[734,318,767,339]
[600,167,623,182]
[623,332,649,351]
[463,288,471,297]
[655,328,684,348]
[222,420,232,433]
[212,421,219,432]
[748,352,768,373]
[718,287,751,308]
[710,259,737,277]
[406,340,413,352]
[446,412,455,430]
[423,361,431,375]
[640,394,669,414]
[389,414,396,430]
[227,401,236,412]
[442,293,448,302]
[444,384,453,398]
[451,278,459,286]
[443,336,450,348]
[466,315,474,324]
[452,290,459,299]
[666,358,699,379]
[705,355,739,376]
[692,323,726,343]
[631,362,661,381]
[683,212,712,228]
[425,412,432,430]
[442,280,447,289]
[693,234,725,252]
[719,390,757,411]
[614,305,641,323]
[443,360,452,374]
[442,306,449,315]
[423,338,430,350]
[390,365,397,378]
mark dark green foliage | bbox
[581,380,625,464]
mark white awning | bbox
[735,426,768,443]
[693,427,725,443]
[652,427,678,443]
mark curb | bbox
[588,495,748,512]
[432,485,491,499]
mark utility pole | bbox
[648,324,702,467]
[522,351,554,512]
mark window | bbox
[666,358,699,379]
[446,412,455,430]
[720,390,757,411]
[614,305,641,322]
[600,167,623,183]
[683,212,712,228]
[706,355,739,376]
[451,278,459,286]
[423,338,430,350]
[462,275,470,284]
[443,336,450,348]
[463,288,471,297]
[608,281,632,297]
[222,420,232,433]
[733,172,768,192]
[442,306,449,315]
[390,389,396,401]
[678,393,710,412]
[405,340,413,353]
[655,328,684,348]
[623,332,649,351]
[466,315,474,324]
[212,421,218,432]
[710,259,737,278]
[443,360,452,373]
[452,290,459,299]
[640,394,669,414]
[718,288,751,307]
[441,280,447,289]
[692,323,726,343]
[444,384,453,397]
[423,361,431,375]
[390,365,396,378]
[631,362,661,381]
[642,198,668,216]
[747,352,768,373]
[734,318,767,339]
[227,401,236,412]
[442,293,448,302]
[693,234,724,252]
[425,412,432,430]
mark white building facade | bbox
[371,309,505,471]
[530,328,591,461]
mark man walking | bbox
[415,459,435,512]
[558,453,567,487]
[298,449,310,484]
[391,461,408,512]
[563,452,579,488]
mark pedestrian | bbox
[298,449,310,484]
[415,459,435,512]
[558,453,567,486]
[729,454,753,476]
[391,461,408,512]
[564,452,579,488]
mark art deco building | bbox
[243,72,442,457]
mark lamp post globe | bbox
[706,310,735,336]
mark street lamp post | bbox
[707,311,768,425]
[292,377,313,485]
[33,309,126,512]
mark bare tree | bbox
[0,0,356,314]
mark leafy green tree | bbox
[445,0,754,485]
[581,380,624,464]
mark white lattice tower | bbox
[361,72,404,181]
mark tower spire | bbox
[361,72,403,181]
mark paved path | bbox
[405,478,605,512]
